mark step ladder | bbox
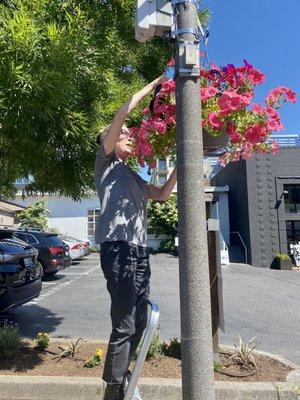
[123,301,160,400]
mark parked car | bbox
[59,236,85,261]
[13,229,72,276]
[0,228,42,313]
[67,236,91,256]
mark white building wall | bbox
[13,194,100,245]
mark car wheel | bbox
[37,260,46,278]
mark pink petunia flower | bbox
[266,86,296,106]
[247,68,266,85]
[161,79,176,94]
[270,140,280,154]
[207,112,223,129]
[148,118,167,135]
[139,142,153,157]
[218,90,252,112]
[245,124,267,144]
[201,86,218,101]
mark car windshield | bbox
[46,235,64,246]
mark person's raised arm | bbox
[102,75,166,156]
[147,167,177,202]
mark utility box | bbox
[135,0,173,42]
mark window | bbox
[14,232,28,242]
[26,234,39,245]
[286,221,300,244]
[284,185,300,213]
[45,234,64,246]
[158,159,167,171]
[210,160,219,167]
[87,209,100,236]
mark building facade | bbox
[212,147,300,268]
[151,155,230,245]
[0,201,25,227]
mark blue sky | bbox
[206,0,299,134]
[140,0,300,180]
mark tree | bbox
[147,194,178,239]
[0,0,172,199]
[18,200,50,229]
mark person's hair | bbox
[96,125,111,146]
[149,83,162,113]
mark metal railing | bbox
[230,231,248,264]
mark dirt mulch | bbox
[0,340,293,382]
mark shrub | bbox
[90,246,100,253]
[135,329,164,360]
[213,361,223,372]
[56,338,86,359]
[36,332,50,351]
[0,320,21,358]
[159,239,176,253]
[275,253,291,261]
[163,337,181,359]
[230,335,259,369]
[147,330,164,359]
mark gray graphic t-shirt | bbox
[94,144,149,247]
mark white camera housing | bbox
[135,0,174,42]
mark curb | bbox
[0,375,300,400]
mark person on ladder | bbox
[94,75,177,400]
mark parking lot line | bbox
[27,265,100,305]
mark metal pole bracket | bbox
[171,0,199,7]
[175,27,200,38]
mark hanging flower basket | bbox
[203,131,229,153]
[130,60,296,167]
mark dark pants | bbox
[100,241,151,384]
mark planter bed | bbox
[0,340,294,382]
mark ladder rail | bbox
[123,301,160,400]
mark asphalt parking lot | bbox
[2,253,300,364]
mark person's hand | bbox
[156,74,168,85]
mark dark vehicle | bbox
[0,228,42,313]
[14,229,72,276]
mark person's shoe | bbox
[103,383,123,400]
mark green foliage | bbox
[148,194,178,238]
[159,239,176,253]
[0,0,172,199]
[163,337,181,359]
[36,332,50,351]
[213,361,223,372]
[135,329,164,360]
[54,338,86,360]
[18,200,49,229]
[84,348,103,368]
[230,335,259,369]
[147,330,164,359]
[0,320,21,358]
[275,253,291,260]
[89,245,100,253]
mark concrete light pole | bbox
[174,1,216,399]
